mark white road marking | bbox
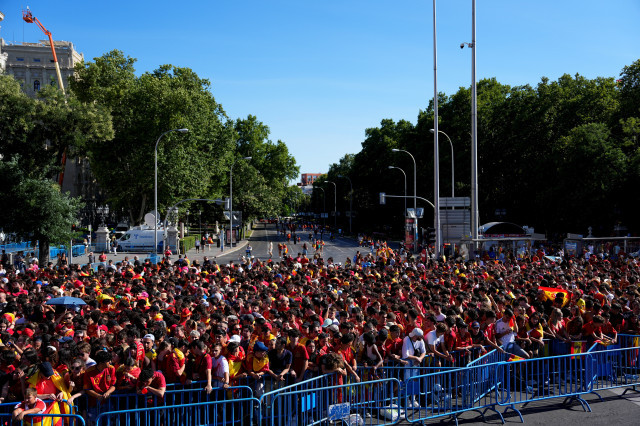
[607,387,640,407]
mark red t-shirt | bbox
[83,365,117,406]
[289,344,309,378]
[192,354,212,381]
[15,398,47,423]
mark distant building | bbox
[300,173,322,186]
[0,38,83,96]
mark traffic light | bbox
[425,227,436,245]
[71,224,77,232]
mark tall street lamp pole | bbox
[392,148,418,252]
[155,128,188,255]
[430,129,454,199]
[337,175,353,234]
[315,186,326,226]
[326,181,337,229]
[388,166,407,217]
[432,0,442,258]
[230,156,252,247]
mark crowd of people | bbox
[0,224,639,423]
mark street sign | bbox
[406,208,416,218]
[223,211,242,222]
[416,207,424,218]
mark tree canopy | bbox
[323,59,640,237]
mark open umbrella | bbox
[46,296,86,308]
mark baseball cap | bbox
[409,328,424,338]
[143,334,155,342]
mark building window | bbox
[34,80,41,91]
[33,58,41,62]
[16,57,24,61]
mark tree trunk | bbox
[38,238,50,267]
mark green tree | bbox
[69,51,235,224]
[0,159,82,265]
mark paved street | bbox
[71,222,369,267]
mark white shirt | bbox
[401,336,426,362]
[426,330,442,348]
[495,319,515,345]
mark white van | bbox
[117,227,165,252]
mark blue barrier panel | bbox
[402,363,512,425]
[619,334,640,349]
[0,412,85,426]
[467,347,511,368]
[265,377,401,426]
[588,346,640,396]
[496,351,595,413]
[257,373,333,425]
[95,397,258,426]
[164,385,253,406]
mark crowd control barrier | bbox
[0,412,85,426]
[257,373,334,425]
[402,362,512,425]
[95,397,258,426]
[587,345,640,396]
[496,346,598,413]
[263,377,401,426]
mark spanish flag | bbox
[538,286,570,307]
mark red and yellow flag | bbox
[539,286,570,307]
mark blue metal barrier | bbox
[587,346,640,396]
[402,362,513,425]
[0,412,85,426]
[467,347,511,368]
[496,350,597,413]
[95,397,258,426]
[264,377,401,425]
[164,385,253,406]
[257,373,333,425]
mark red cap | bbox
[181,308,192,317]
[23,328,34,338]
[98,325,108,333]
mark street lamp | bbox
[155,128,189,255]
[325,181,337,229]
[186,209,190,234]
[430,129,455,199]
[391,148,418,252]
[230,156,252,247]
[315,186,326,226]
[388,166,407,217]
[97,205,109,227]
[198,210,202,236]
[337,175,353,234]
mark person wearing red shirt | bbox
[187,340,213,394]
[582,315,610,345]
[12,388,46,424]
[336,333,360,383]
[286,329,309,381]
[384,325,408,366]
[157,338,185,384]
[136,369,166,403]
[83,350,117,424]
[127,329,146,368]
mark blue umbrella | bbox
[46,296,86,308]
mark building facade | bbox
[0,38,83,96]
[300,173,322,186]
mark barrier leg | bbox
[480,405,506,424]
[502,404,524,423]
[622,385,640,396]
[561,395,591,412]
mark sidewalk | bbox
[70,232,252,266]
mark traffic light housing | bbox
[425,227,436,245]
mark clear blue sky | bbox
[1,1,638,180]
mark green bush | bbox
[180,236,196,253]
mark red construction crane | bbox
[23,8,68,187]
[22,8,66,95]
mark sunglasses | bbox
[72,366,82,371]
